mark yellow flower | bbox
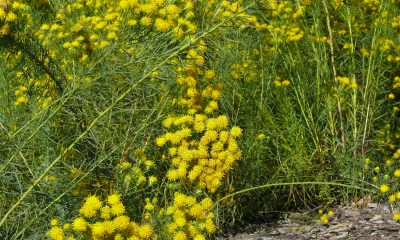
[72,41,80,47]
[393,213,400,221]
[100,206,111,219]
[145,202,154,210]
[194,235,206,240]
[190,204,205,219]
[79,195,102,218]
[155,18,170,32]
[328,211,334,216]
[111,202,126,215]
[138,224,153,239]
[108,194,120,205]
[140,16,152,26]
[389,194,396,202]
[200,198,213,211]
[107,32,117,40]
[395,169,400,177]
[51,219,58,226]
[174,231,186,240]
[19,85,28,92]
[175,217,186,227]
[49,226,63,240]
[230,126,242,137]
[380,184,390,193]
[205,219,215,233]
[1,24,10,35]
[113,215,130,230]
[282,80,290,86]
[128,19,137,26]
[6,12,17,21]
[174,193,186,208]
[168,170,179,181]
[40,23,50,31]
[389,93,395,99]
[216,115,228,129]
[257,134,266,139]
[205,70,215,80]
[17,96,28,104]
[72,217,88,232]
[91,222,106,237]
[149,176,157,185]
[156,137,166,146]
[63,223,70,230]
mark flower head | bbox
[72,217,88,232]
[380,184,390,193]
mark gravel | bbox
[217,201,400,240]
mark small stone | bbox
[310,228,325,233]
[364,226,378,231]
[332,232,349,239]
[345,210,361,217]
[378,225,400,231]
[382,236,393,239]
[387,220,397,224]
[279,213,288,220]
[325,223,348,231]
[375,220,384,224]
[368,203,377,208]
[330,227,349,233]
[369,215,382,222]
[277,227,291,234]
[323,233,333,238]
[269,230,279,236]
[382,205,390,213]
[370,232,378,236]
[284,233,296,239]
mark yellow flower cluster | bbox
[203,0,256,29]
[314,36,331,45]
[230,59,261,81]
[273,77,290,87]
[48,194,154,240]
[261,1,304,20]
[392,76,400,90]
[115,149,157,191]
[160,193,215,239]
[318,210,334,224]
[360,0,380,12]
[337,76,358,89]
[118,0,198,39]
[284,26,304,43]
[160,112,242,192]
[0,1,27,35]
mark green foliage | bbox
[2,0,400,239]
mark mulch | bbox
[217,201,400,240]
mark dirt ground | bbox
[217,201,400,240]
